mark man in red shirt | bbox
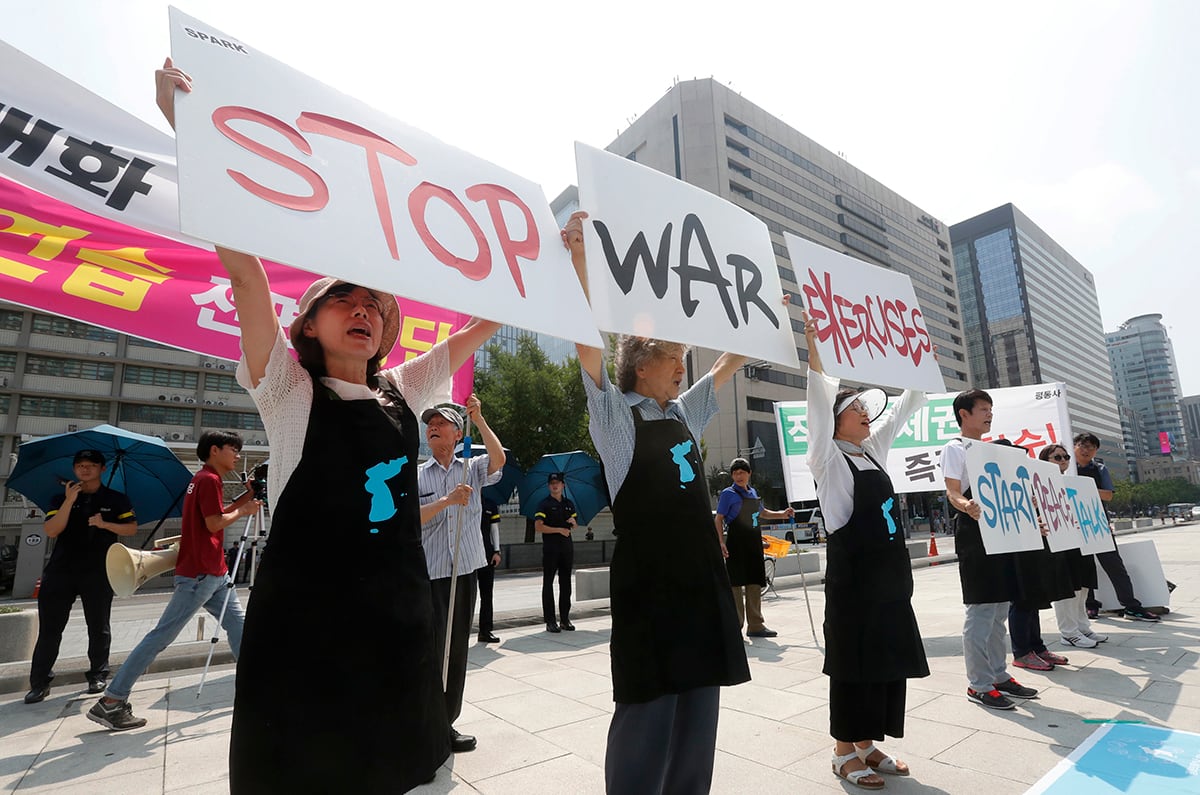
[88,430,260,731]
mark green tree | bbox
[472,336,596,473]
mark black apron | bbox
[952,484,1018,605]
[230,381,450,794]
[723,489,765,587]
[822,453,929,683]
[608,410,750,704]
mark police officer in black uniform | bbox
[25,450,138,704]
[477,496,502,643]
[535,473,577,633]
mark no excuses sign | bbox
[785,233,944,393]
[169,8,600,348]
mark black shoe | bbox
[560,621,576,631]
[966,688,1015,710]
[86,699,147,731]
[86,676,108,695]
[546,623,561,633]
[450,728,477,753]
[747,627,779,638]
[993,678,1039,699]
[1125,608,1161,622]
[23,686,50,704]
[477,631,500,643]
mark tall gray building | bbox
[1106,314,1189,465]
[600,79,969,497]
[1183,395,1200,462]
[949,204,1127,480]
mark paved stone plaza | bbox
[1,524,1196,793]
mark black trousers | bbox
[1086,548,1143,611]
[829,678,906,743]
[542,536,573,624]
[1008,604,1047,657]
[477,562,495,636]
[605,686,720,795]
[430,571,477,724]
[30,565,113,688]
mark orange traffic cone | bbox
[928,532,939,559]
[31,577,42,598]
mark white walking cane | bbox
[442,414,474,691]
[791,540,820,647]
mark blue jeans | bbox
[106,573,245,701]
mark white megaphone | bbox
[106,536,182,597]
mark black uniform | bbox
[30,486,135,692]
[536,494,576,626]
[478,497,500,638]
[823,453,929,741]
[229,383,450,794]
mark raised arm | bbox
[446,317,502,373]
[156,58,278,386]
[465,393,505,475]
[562,211,604,388]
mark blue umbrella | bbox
[519,451,609,525]
[453,444,522,505]
[7,424,193,523]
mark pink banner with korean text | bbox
[775,382,1074,501]
[0,174,474,401]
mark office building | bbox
[1106,314,1189,464]
[0,301,267,545]
[601,79,969,499]
[1183,395,1200,462]
[949,204,1127,480]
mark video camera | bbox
[244,461,269,507]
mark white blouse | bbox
[805,371,927,533]
[236,326,451,506]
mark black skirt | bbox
[829,678,907,742]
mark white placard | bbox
[1061,475,1118,556]
[787,232,945,392]
[963,439,1045,554]
[169,8,601,347]
[775,382,1073,501]
[1095,539,1169,610]
[574,142,799,369]
[1026,458,1084,553]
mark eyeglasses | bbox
[1049,454,1069,462]
[1074,442,1098,451]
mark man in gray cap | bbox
[418,394,505,753]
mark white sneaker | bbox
[1062,634,1098,648]
[1083,631,1108,643]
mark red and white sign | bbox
[169,8,600,348]
[786,232,944,392]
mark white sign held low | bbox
[169,8,600,348]
[1026,458,1083,553]
[963,439,1044,555]
[1061,475,1117,556]
[575,142,799,369]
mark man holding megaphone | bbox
[89,431,260,731]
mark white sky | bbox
[5,0,1198,394]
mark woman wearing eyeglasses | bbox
[803,314,930,790]
[1041,445,1108,649]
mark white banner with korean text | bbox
[786,232,945,392]
[775,382,1074,502]
[169,8,601,348]
[574,142,800,369]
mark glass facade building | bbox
[1106,314,1189,469]
[950,204,1127,480]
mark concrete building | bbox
[949,204,1127,480]
[1136,456,1200,487]
[1183,395,1200,463]
[0,301,268,547]
[599,79,969,500]
[1107,314,1189,465]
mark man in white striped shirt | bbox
[418,394,504,753]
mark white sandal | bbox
[856,743,910,776]
[832,750,885,789]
